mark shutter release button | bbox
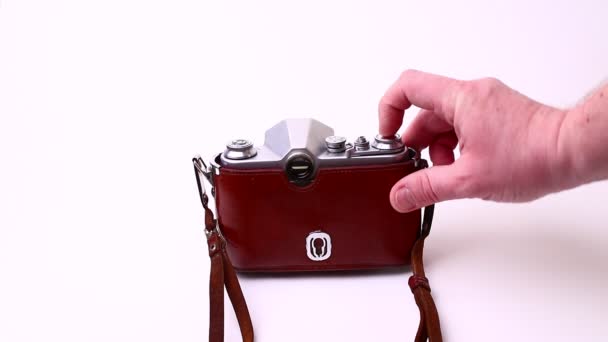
[371,134,404,151]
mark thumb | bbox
[390,162,471,213]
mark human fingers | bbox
[402,109,454,151]
[378,69,463,137]
[389,159,472,212]
[429,131,458,166]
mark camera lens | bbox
[286,154,314,182]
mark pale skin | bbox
[379,70,608,213]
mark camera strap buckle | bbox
[193,155,213,198]
[193,156,219,236]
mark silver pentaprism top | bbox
[217,118,414,170]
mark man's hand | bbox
[379,70,573,212]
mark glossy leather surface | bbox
[214,160,421,271]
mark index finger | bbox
[378,69,463,136]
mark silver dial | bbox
[224,139,257,160]
[325,135,347,153]
[354,136,370,151]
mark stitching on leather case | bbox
[219,162,417,192]
[233,261,412,272]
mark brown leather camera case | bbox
[194,155,442,342]
[214,159,421,272]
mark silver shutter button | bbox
[325,136,347,153]
[224,139,258,160]
[371,134,405,151]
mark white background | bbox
[1,1,607,341]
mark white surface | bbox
[1,1,607,341]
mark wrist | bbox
[530,106,580,195]
[558,90,608,187]
[556,107,588,188]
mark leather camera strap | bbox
[410,204,442,342]
[193,157,442,342]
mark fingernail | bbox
[395,187,416,212]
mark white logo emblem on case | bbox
[306,231,332,261]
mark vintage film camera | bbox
[194,118,441,341]
[197,118,426,271]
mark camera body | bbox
[204,118,424,271]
